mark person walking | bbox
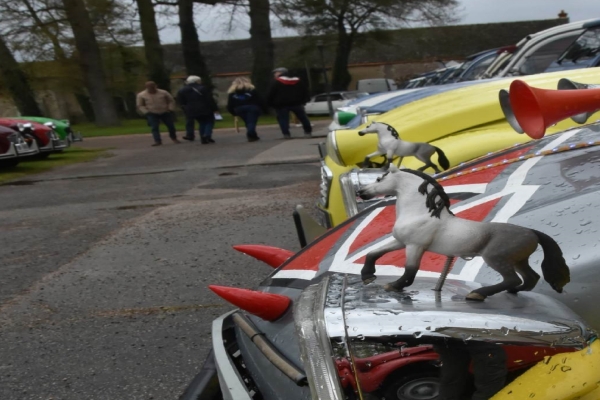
[226,77,266,142]
[266,67,312,139]
[136,81,179,146]
[177,75,218,144]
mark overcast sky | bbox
[158,0,600,44]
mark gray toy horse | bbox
[358,165,570,301]
[358,121,450,173]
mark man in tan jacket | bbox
[136,81,180,146]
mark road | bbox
[0,122,328,399]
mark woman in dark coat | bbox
[177,75,219,144]
[226,77,266,142]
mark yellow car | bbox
[317,68,600,228]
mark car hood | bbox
[333,68,600,169]
[267,123,600,331]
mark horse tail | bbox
[434,147,450,170]
[532,229,570,293]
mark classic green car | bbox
[18,116,83,143]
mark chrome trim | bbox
[326,131,344,166]
[340,169,387,218]
[212,311,252,400]
[15,139,39,156]
[319,162,333,207]
[294,276,344,400]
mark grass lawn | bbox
[0,147,110,184]
[73,114,330,138]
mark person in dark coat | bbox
[266,67,312,139]
[226,77,266,142]
[177,75,219,144]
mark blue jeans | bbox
[235,105,260,139]
[147,112,177,143]
[185,116,215,139]
[275,106,312,136]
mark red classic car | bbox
[0,125,39,167]
[0,118,68,157]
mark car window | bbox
[558,27,600,64]
[516,34,581,75]
[314,95,328,102]
[329,94,343,101]
[460,54,495,81]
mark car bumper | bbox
[211,311,253,400]
[40,138,69,152]
[0,141,40,159]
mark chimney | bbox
[558,10,568,19]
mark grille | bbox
[319,163,333,207]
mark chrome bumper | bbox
[40,138,69,152]
[1,140,40,159]
[69,131,83,142]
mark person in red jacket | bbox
[266,68,312,139]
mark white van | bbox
[356,79,398,94]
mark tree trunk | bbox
[0,34,43,116]
[248,0,274,96]
[331,31,353,91]
[62,0,120,126]
[135,0,171,91]
[178,0,212,90]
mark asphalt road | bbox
[0,122,328,399]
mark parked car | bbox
[183,122,600,400]
[304,91,369,115]
[317,68,600,228]
[480,18,600,79]
[18,116,83,142]
[544,25,600,72]
[0,118,68,157]
[0,125,39,167]
[448,49,498,83]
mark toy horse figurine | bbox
[358,165,570,301]
[358,122,450,173]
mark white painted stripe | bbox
[457,130,581,280]
[272,269,317,280]
[331,207,385,267]
[443,183,488,194]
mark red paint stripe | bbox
[281,223,352,271]
[442,146,532,186]
[348,207,396,254]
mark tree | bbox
[61,0,120,125]
[275,0,459,90]
[0,34,43,115]
[179,0,213,90]
[135,0,171,91]
[248,0,274,96]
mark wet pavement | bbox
[0,122,327,399]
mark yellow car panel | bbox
[492,340,600,400]
[321,68,600,227]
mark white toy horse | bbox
[358,165,570,301]
[358,121,450,173]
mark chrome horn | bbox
[557,78,600,124]
[498,89,523,134]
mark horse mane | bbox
[400,169,454,218]
[378,122,399,139]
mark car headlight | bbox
[294,276,345,400]
[17,123,32,132]
[340,168,388,218]
[43,121,56,129]
[62,119,70,127]
[319,162,333,207]
[326,131,344,166]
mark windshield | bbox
[459,54,495,81]
[557,27,600,64]
[514,33,581,75]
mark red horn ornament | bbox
[209,285,291,321]
[232,244,294,268]
[508,79,600,139]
